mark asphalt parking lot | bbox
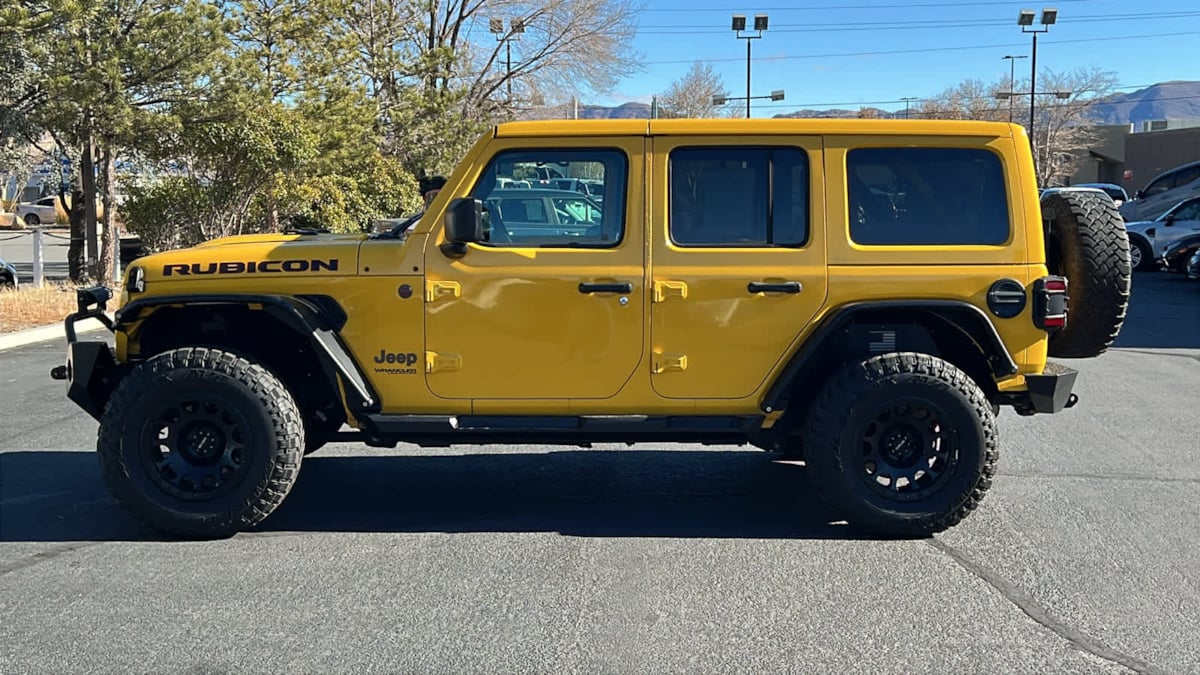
[1,272,1197,673]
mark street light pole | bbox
[490,16,525,106]
[1001,54,1028,122]
[746,38,752,119]
[732,14,768,118]
[1029,32,1037,133]
[1018,8,1057,169]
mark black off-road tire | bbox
[1040,189,1132,358]
[97,347,304,538]
[801,352,998,537]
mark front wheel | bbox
[97,347,304,538]
[24,213,40,226]
[801,353,998,537]
[1130,236,1154,272]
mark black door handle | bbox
[748,281,802,294]
[579,281,634,294]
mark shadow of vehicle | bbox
[1112,271,1200,349]
[0,448,873,543]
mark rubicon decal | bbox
[161,259,339,276]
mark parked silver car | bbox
[1124,196,1200,271]
[14,196,60,226]
[1119,160,1200,223]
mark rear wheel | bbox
[801,352,998,537]
[97,347,304,538]
[1040,189,1132,358]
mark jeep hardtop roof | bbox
[493,118,1023,139]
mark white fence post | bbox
[32,226,44,288]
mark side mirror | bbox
[442,198,483,257]
[1164,214,1176,226]
[1134,190,1145,200]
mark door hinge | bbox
[652,352,688,374]
[425,280,461,302]
[652,280,688,303]
[425,351,462,373]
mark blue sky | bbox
[596,0,1200,114]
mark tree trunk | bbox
[99,145,117,286]
[67,187,87,282]
[80,138,99,281]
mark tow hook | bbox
[1065,393,1079,409]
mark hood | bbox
[1123,219,1158,234]
[131,232,365,282]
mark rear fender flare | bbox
[761,300,1018,413]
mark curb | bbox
[0,318,110,353]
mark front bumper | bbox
[1002,362,1080,416]
[49,287,125,421]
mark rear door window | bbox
[847,147,1010,246]
[668,146,809,247]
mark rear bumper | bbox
[49,287,125,421]
[1003,362,1079,415]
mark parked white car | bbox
[14,197,60,226]
[1124,196,1200,271]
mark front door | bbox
[1156,198,1200,256]
[423,139,646,400]
[649,136,828,400]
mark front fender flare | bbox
[116,293,379,414]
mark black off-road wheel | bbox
[802,353,998,537]
[97,348,304,538]
[1040,189,1132,358]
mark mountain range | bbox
[561,81,1200,125]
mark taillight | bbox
[1033,276,1068,331]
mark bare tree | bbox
[330,0,641,175]
[1030,67,1119,186]
[460,0,643,114]
[913,78,1009,122]
[658,62,729,119]
[913,68,1118,186]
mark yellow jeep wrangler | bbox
[53,119,1130,538]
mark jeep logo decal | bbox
[161,259,339,276]
[373,350,419,375]
[374,350,418,366]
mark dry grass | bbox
[0,282,83,333]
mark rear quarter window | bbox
[847,147,1010,246]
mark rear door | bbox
[648,136,828,399]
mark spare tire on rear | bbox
[1040,189,1131,358]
